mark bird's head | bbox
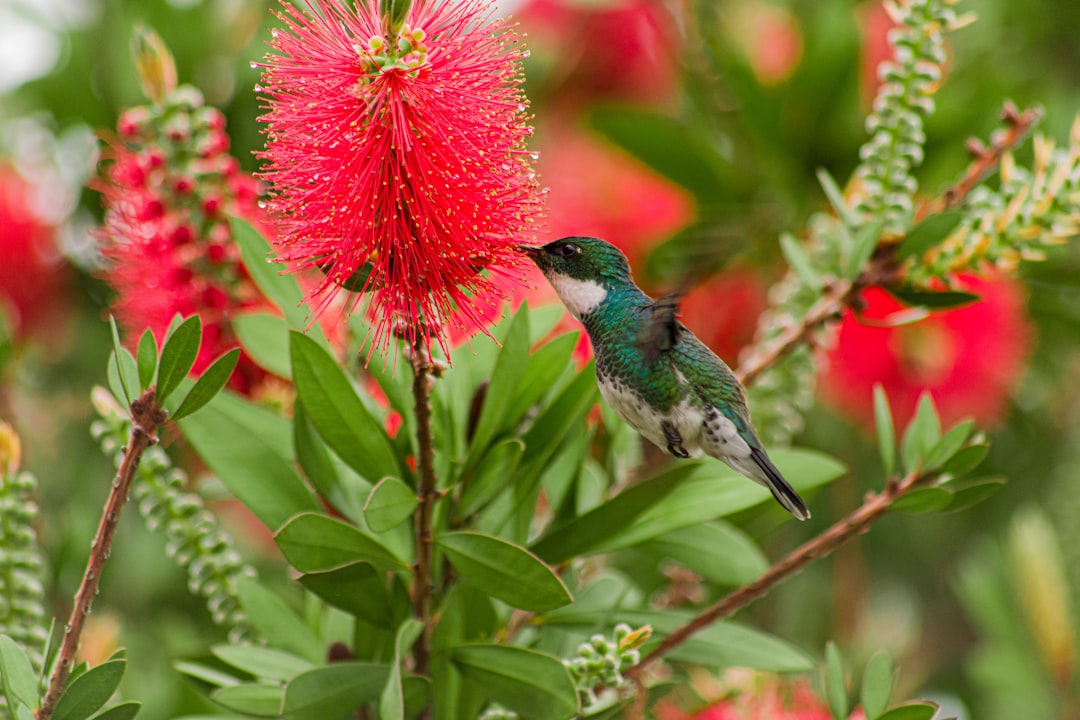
[518,237,635,318]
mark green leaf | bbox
[233,216,309,330]
[780,232,823,291]
[507,332,580,422]
[892,487,954,514]
[282,663,388,720]
[0,635,39,709]
[136,328,157,390]
[873,384,896,479]
[923,420,974,473]
[846,219,883,279]
[53,660,126,720]
[211,645,314,682]
[887,287,980,309]
[465,306,529,465]
[379,619,423,720]
[451,645,579,720]
[639,522,768,586]
[945,477,1005,513]
[896,211,964,260]
[458,438,525,517]
[860,651,894,720]
[108,317,139,404]
[155,315,202,403]
[293,400,369,523]
[437,531,572,613]
[874,702,939,720]
[589,107,738,204]
[816,168,858,228]
[531,462,696,564]
[940,443,989,476]
[89,701,141,720]
[233,313,291,378]
[363,477,418,533]
[172,661,241,688]
[275,512,409,573]
[825,642,848,720]
[299,562,393,626]
[178,392,319,531]
[900,393,941,472]
[170,349,240,421]
[290,332,402,482]
[236,578,322,663]
[210,684,282,717]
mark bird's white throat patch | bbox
[547,273,607,318]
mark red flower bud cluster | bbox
[95,87,272,392]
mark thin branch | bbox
[409,346,438,683]
[917,102,1044,220]
[36,388,165,720]
[624,469,925,688]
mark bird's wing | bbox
[637,292,683,364]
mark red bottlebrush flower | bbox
[257,0,542,357]
[821,274,1031,429]
[725,0,804,85]
[656,672,861,720]
[95,88,274,394]
[0,165,69,340]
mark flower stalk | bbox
[409,344,439,684]
[35,388,166,720]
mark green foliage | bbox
[0,469,47,669]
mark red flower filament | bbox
[258,0,542,356]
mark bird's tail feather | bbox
[749,448,811,521]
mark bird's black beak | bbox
[517,244,542,258]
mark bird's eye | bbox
[554,243,581,258]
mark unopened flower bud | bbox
[131,25,177,104]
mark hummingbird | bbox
[520,236,810,521]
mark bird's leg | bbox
[662,420,690,458]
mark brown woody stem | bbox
[626,469,926,683]
[36,388,164,720]
[409,347,438,686]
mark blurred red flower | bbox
[517,0,680,105]
[96,90,272,393]
[726,0,803,85]
[821,274,1031,429]
[657,674,865,720]
[0,165,69,340]
[258,0,541,357]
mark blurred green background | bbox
[2,0,1080,718]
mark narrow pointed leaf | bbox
[458,438,525,517]
[940,443,989,476]
[873,384,896,479]
[282,663,388,720]
[825,642,848,720]
[233,216,308,330]
[874,702,939,720]
[817,168,858,228]
[896,211,964,260]
[887,287,980,309]
[211,645,314,682]
[53,659,126,720]
[507,332,580,422]
[640,522,768,586]
[89,702,141,720]
[379,619,423,720]
[923,419,975,472]
[780,233,823,291]
[172,661,242,688]
[437,531,572,612]
[363,477,418,533]
[299,562,394,625]
[275,512,408,573]
[108,317,139,405]
[860,651,894,720]
[846,219,883,279]
[290,331,402,482]
[945,477,1005,513]
[171,349,240,421]
[465,306,529,464]
[234,312,292,378]
[236,578,322,663]
[210,684,282,717]
[901,393,942,471]
[179,393,319,531]
[136,328,157,390]
[155,315,201,403]
[451,645,579,720]
[0,635,38,709]
[892,486,953,514]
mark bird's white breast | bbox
[546,273,607,319]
